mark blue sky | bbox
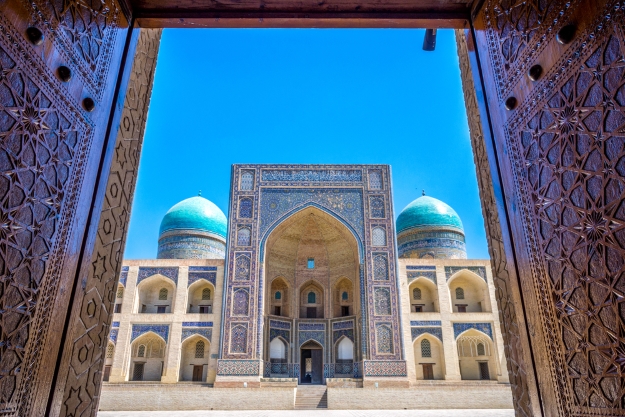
[123,28,489,259]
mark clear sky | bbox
[123,28,489,260]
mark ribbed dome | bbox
[396,196,463,233]
[159,196,227,238]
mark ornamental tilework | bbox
[373,253,389,280]
[111,321,120,328]
[187,271,216,287]
[363,360,407,377]
[299,323,325,331]
[453,323,493,339]
[406,266,436,270]
[407,271,437,284]
[270,320,291,329]
[239,198,253,218]
[332,320,354,330]
[137,267,179,286]
[374,287,391,316]
[182,322,213,327]
[217,360,260,376]
[189,266,218,272]
[131,324,169,342]
[119,266,128,287]
[410,321,442,326]
[230,325,248,353]
[235,254,251,281]
[333,329,355,344]
[445,266,487,281]
[109,329,118,344]
[369,196,386,218]
[375,324,394,354]
[368,170,382,190]
[259,188,365,241]
[232,289,249,316]
[269,328,290,342]
[411,327,443,342]
[299,331,325,348]
[261,169,362,182]
[182,328,212,342]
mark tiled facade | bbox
[102,164,509,406]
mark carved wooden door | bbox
[0,0,133,415]
[473,0,625,415]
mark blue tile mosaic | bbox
[111,321,120,328]
[217,359,260,376]
[299,331,325,348]
[406,265,436,270]
[332,320,354,330]
[109,328,118,344]
[182,322,213,327]
[411,327,443,342]
[189,266,218,271]
[181,328,212,342]
[363,360,407,377]
[299,323,325,331]
[407,271,437,284]
[261,169,363,182]
[410,321,442,326]
[119,266,128,287]
[137,267,179,286]
[445,266,487,281]
[269,328,290,342]
[453,322,493,339]
[131,324,169,342]
[269,320,291,329]
[333,329,354,344]
[188,271,217,287]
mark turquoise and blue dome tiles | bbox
[157,196,228,259]
[396,195,467,259]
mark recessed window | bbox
[341,291,348,301]
[195,341,205,358]
[477,343,485,356]
[307,258,314,269]
[413,288,422,300]
[275,291,282,300]
[307,291,316,304]
[455,287,465,300]
[421,339,432,357]
[159,288,168,300]
[137,345,146,357]
[202,288,211,300]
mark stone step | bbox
[295,386,328,409]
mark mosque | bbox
[100,164,512,411]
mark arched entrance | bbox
[300,340,323,384]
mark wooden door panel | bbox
[0,0,130,415]
[473,0,625,414]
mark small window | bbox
[307,291,316,304]
[455,287,465,300]
[195,341,205,358]
[106,344,115,358]
[240,170,254,190]
[413,305,423,313]
[159,288,168,300]
[237,227,251,246]
[114,304,122,313]
[275,291,282,300]
[421,339,432,357]
[456,304,467,313]
[199,305,211,314]
[137,345,146,357]
[202,288,211,300]
[307,258,315,269]
[372,227,386,246]
[341,291,348,301]
[274,306,281,316]
[116,287,124,298]
[413,288,422,300]
[341,306,350,317]
[157,306,167,314]
[477,343,485,356]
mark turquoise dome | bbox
[396,196,463,233]
[159,196,227,238]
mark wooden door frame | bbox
[0,0,544,415]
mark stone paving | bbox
[99,410,515,417]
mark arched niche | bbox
[448,270,491,313]
[413,334,445,380]
[179,335,210,382]
[332,277,355,318]
[407,277,438,313]
[129,332,167,381]
[136,274,175,314]
[456,329,496,381]
[262,206,361,322]
[334,336,354,376]
[268,337,289,377]
[299,280,324,319]
[268,277,290,317]
[187,279,215,314]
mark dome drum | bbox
[157,230,226,260]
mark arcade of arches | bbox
[0,0,622,415]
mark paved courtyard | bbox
[99,410,515,417]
